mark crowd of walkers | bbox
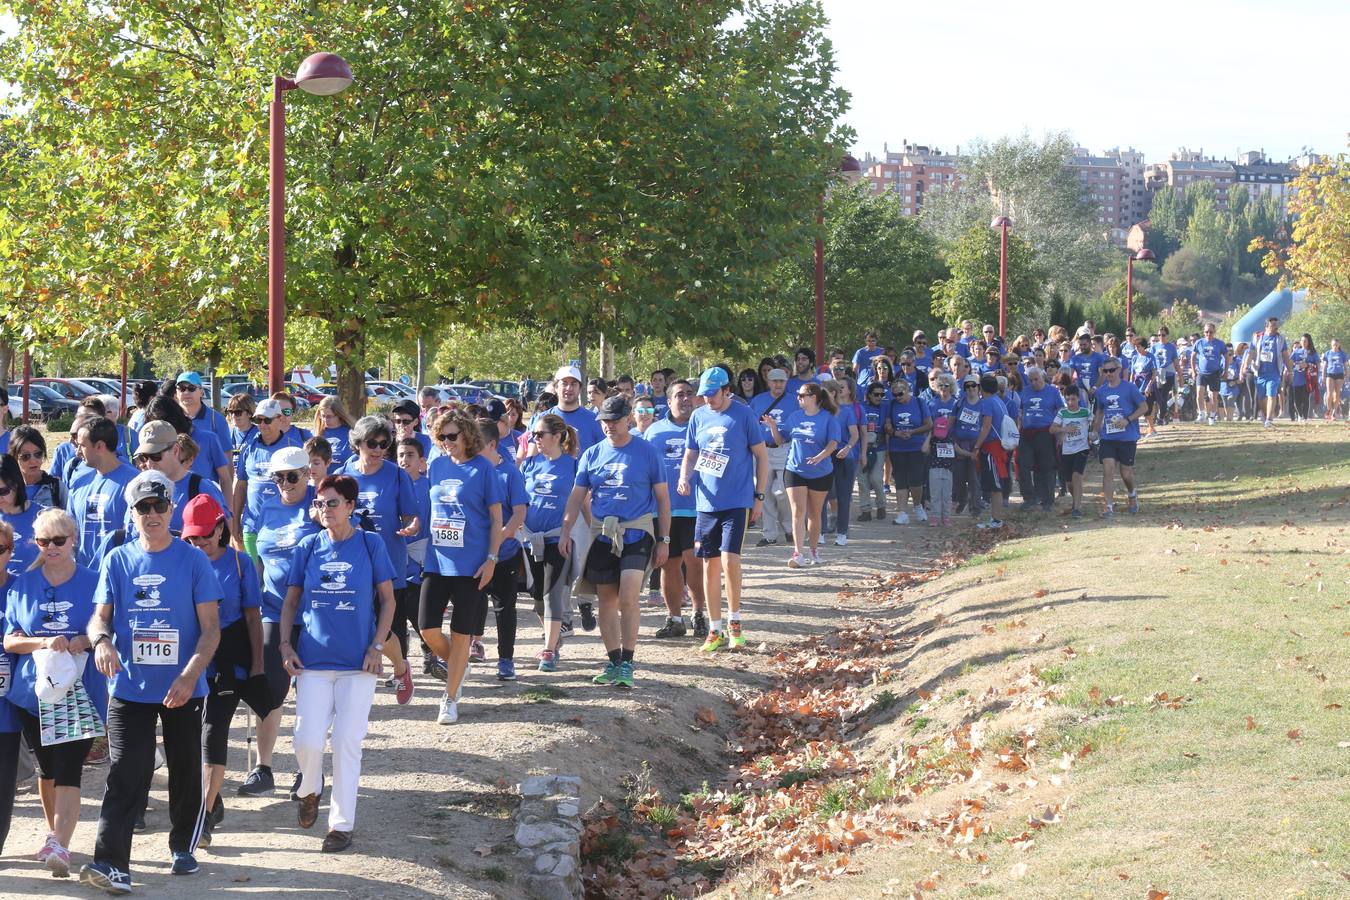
[0,310,1338,891]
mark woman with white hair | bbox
[1016,366,1063,512]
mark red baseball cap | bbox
[181,494,226,539]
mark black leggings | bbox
[18,709,92,788]
[1156,375,1176,423]
[0,730,19,854]
[201,686,241,768]
[1290,384,1310,420]
[484,551,522,659]
[390,583,428,658]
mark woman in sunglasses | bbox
[278,474,398,854]
[224,393,257,463]
[230,398,309,562]
[0,522,24,859]
[856,381,888,522]
[519,415,579,671]
[734,369,765,403]
[764,383,839,568]
[313,396,356,471]
[7,425,65,510]
[4,508,105,877]
[388,399,431,466]
[0,454,42,577]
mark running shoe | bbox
[654,617,687,638]
[85,736,109,765]
[592,662,621,685]
[728,622,746,650]
[788,552,805,568]
[558,619,574,646]
[754,537,778,547]
[80,861,132,895]
[170,851,199,875]
[536,649,558,672]
[701,631,727,653]
[36,833,58,862]
[893,511,909,525]
[811,549,821,565]
[858,510,872,522]
[646,589,663,607]
[497,659,516,681]
[578,602,597,632]
[198,816,213,849]
[615,660,635,689]
[913,507,928,523]
[834,534,848,547]
[395,665,415,704]
[437,696,459,725]
[1102,507,1115,519]
[1263,419,1273,428]
[976,519,1003,530]
[46,841,71,878]
[1127,497,1139,515]
[468,639,486,663]
[210,795,225,827]
[941,517,951,527]
[424,655,448,681]
[691,611,710,638]
[236,765,275,797]
[1071,508,1083,519]
[133,809,146,832]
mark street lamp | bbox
[1126,248,1155,330]
[815,154,863,364]
[990,215,1012,340]
[268,52,354,394]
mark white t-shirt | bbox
[1055,407,1092,455]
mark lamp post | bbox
[268,52,354,394]
[1126,248,1155,330]
[814,154,863,364]
[990,215,1012,339]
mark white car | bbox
[6,394,22,422]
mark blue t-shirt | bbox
[1151,342,1179,376]
[235,428,310,532]
[576,437,665,543]
[188,425,229,482]
[255,488,320,622]
[835,405,860,461]
[860,400,886,452]
[545,406,604,454]
[0,503,44,578]
[230,424,257,460]
[493,458,529,561]
[317,425,354,471]
[882,396,928,453]
[1131,352,1155,388]
[1193,338,1227,375]
[66,462,138,567]
[1068,352,1106,391]
[287,530,394,671]
[684,401,764,512]
[25,475,64,511]
[642,418,694,517]
[50,441,78,486]
[1019,385,1064,430]
[782,409,841,478]
[748,390,800,447]
[1094,381,1148,442]
[94,538,223,703]
[191,405,234,464]
[851,346,885,374]
[425,454,503,577]
[337,458,418,590]
[925,395,959,429]
[211,547,261,631]
[978,396,1007,446]
[1004,392,1021,422]
[497,432,519,465]
[120,471,228,538]
[404,473,431,585]
[1323,350,1347,377]
[1290,348,1318,388]
[521,453,579,535]
[1255,334,1286,379]
[4,566,106,718]
[952,400,984,444]
[0,575,20,733]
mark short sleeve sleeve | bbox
[367,532,396,585]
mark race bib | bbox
[431,518,466,548]
[959,408,979,425]
[1105,417,1126,435]
[1259,350,1273,364]
[132,629,180,666]
[935,443,955,459]
[694,449,730,478]
[0,654,9,697]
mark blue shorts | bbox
[694,509,748,558]
[1099,440,1137,467]
[1256,376,1281,398]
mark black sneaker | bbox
[198,815,214,849]
[578,602,597,632]
[858,510,872,522]
[236,765,274,797]
[692,611,710,638]
[754,537,778,547]
[133,809,147,833]
[426,656,448,682]
[289,771,324,802]
[654,617,687,638]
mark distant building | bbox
[1232,150,1298,214]
[1067,147,1147,245]
[862,141,962,216]
[1145,149,1237,210]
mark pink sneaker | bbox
[45,842,71,878]
[941,517,951,527]
[35,833,58,862]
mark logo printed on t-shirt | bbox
[133,574,166,608]
[601,463,628,487]
[318,560,352,592]
[531,473,557,496]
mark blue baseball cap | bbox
[697,367,730,397]
[175,371,203,387]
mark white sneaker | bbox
[834,534,848,547]
[913,507,928,523]
[788,552,805,569]
[893,512,909,525]
[811,549,822,565]
[437,696,458,725]
[1263,419,1273,429]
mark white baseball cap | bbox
[553,365,583,384]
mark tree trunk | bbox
[334,323,367,418]
[415,334,426,389]
[0,340,13,389]
[208,346,223,410]
[577,334,589,382]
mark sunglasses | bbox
[35,535,70,547]
[135,450,165,463]
[532,430,555,438]
[175,383,199,392]
[796,392,812,398]
[0,485,10,498]
[311,498,344,509]
[280,407,294,416]
[0,544,8,555]
[227,409,251,417]
[270,471,304,485]
[364,439,391,450]
[134,499,171,515]
[15,450,44,462]
[635,407,655,414]
[438,431,461,442]
[1101,367,1120,374]
[393,417,416,426]
[253,416,274,426]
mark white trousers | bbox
[293,669,377,833]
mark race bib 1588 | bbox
[431,519,466,548]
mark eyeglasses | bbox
[964,384,980,390]
[280,407,294,416]
[531,430,554,439]
[15,450,44,462]
[438,431,461,442]
[796,392,812,398]
[252,416,274,425]
[134,499,170,515]
[270,471,304,485]
[0,485,10,498]
[0,544,9,555]
[175,383,199,393]
[135,450,165,464]
[311,498,343,509]
[185,533,215,545]
[1100,367,1120,374]
[35,535,70,547]
[364,439,391,451]
[227,409,250,417]
[393,417,416,426]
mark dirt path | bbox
[4,510,948,898]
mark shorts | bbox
[261,621,300,709]
[1199,371,1222,391]
[419,572,488,636]
[694,509,748,558]
[1058,450,1089,482]
[1256,376,1280,398]
[582,534,654,585]
[979,443,1009,494]
[1098,440,1137,467]
[887,450,926,490]
[784,469,832,492]
[668,516,697,557]
[19,709,92,787]
[202,685,242,767]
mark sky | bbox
[820,0,1348,164]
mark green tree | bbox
[1161,246,1223,306]
[1160,299,1202,336]
[1257,149,1350,305]
[1144,187,1184,262]
[931,225,1042,331]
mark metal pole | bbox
[267,77,289,396]
[1126,256,1135,330]
[998,221,1009,339]
[814,207,825,365]
[21,351,30,423]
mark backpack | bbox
[999,413,1020,451]
[931,414,951,440]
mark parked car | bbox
[368,380,417,400]
[288,382,325,406]
[222,383,270,404]
[315,383,397,409]
[78,377,136,410]
[467,379,521,400]
[8,383,81,420]
[426,383,503,406]
[6,394,22,423]
[30,377,104,402]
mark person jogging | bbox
[1091,358,1149,517]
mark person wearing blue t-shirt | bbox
[174,372,234,494]
[126,421,230,536]
[313,396,357,472]
[84,471,222,889]
[856,379,889,522]
[394,436,436,673]
[224,395,258,464]
[469,420,529,681]
[1193,323,1229,424]
[850,330,885,377]
[964,375,1008,530]
[541,365,605,455]
[0,455,44,578]
[880,375,932,526]
[1149,328,1180,425]
[826,379,862,546]
[563,395,671,690]
[1016,367,1065,512]
[420,410,504,726]
[521,414,582,669]
[279,474,398,854]
[1091,360,1149,518]
[1068,333,1106,394]
[677,367,768,653]
[1245,317,1293,427]
[765,383,840,569]
[3,508,104,876]
[1288,333,1319,422]
[231,398,309,562]
[337,418,421,613]
[65,416,138,568]
[0,533,26,860]
[747,369,798,548]
[1322,338,1346,421]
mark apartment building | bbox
[1144,149,1236,210]
[862,141,962,215]
[1066,147,1148,243]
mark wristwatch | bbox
[92,634,110,648]
[371,642,384,652]
[487,553,500,562]
[658,535,671,544]
[754,492,766,501]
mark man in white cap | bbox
[678,367,767,653]
[230,398,308,561]
[747,368,797,547]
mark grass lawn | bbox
[812,423,1350,898]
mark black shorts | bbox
[784,469,832,492]
[694,509,748,558]
[979,452,1006,495]
[582,534,654,585]
[668,516,697,557]
[419,572,488,636]
[1098,440,1137,467]
[888,450,926,490]
[1199,370,1222,391]
[261,621,300,709]
[19,709,92,787]
[1058,449,1089,482]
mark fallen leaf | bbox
[1147,890,1170,900]
[1033,588,1048,598]
[1287,729,1302,741]
[1245,715,1257,731]
[1118,872,1131,880]
[473,845,492,857]
[695,707,719,727]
